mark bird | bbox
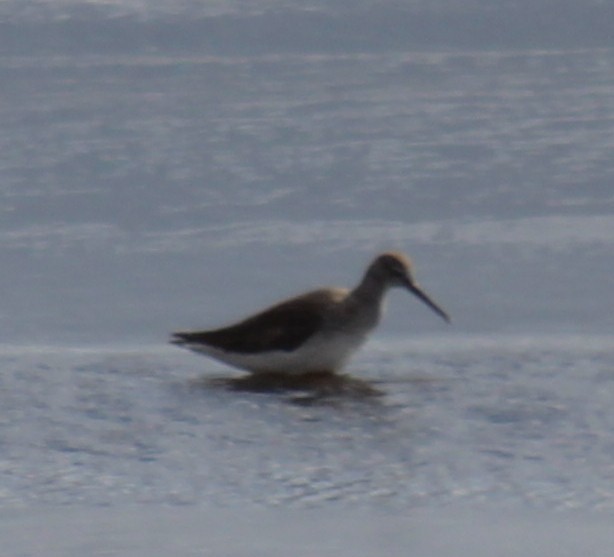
[171,252,450,377]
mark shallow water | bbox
[2,335,612,511]
[1,44,613,342]
[2,335,614,554]
[3,505,614,557]
[1,1,614,554]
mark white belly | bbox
[189,331,367,375]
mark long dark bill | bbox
[407,282,451,324]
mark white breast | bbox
[190,330,368,375]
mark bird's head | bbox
[370,252,450,323]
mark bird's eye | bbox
[391,264,406,277]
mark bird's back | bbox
[172,288,349,354]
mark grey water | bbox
[1,1,614,555]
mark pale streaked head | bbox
[371,251,451,323]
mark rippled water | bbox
[2,45,613,343]
[1,1,614,554]
[2,335,612,511]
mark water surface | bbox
[1,1,613,554]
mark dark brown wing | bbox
[171,295,326,353]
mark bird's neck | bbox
[349,271,389,307]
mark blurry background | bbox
[1,4,614,554]
[1,0,613,344]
